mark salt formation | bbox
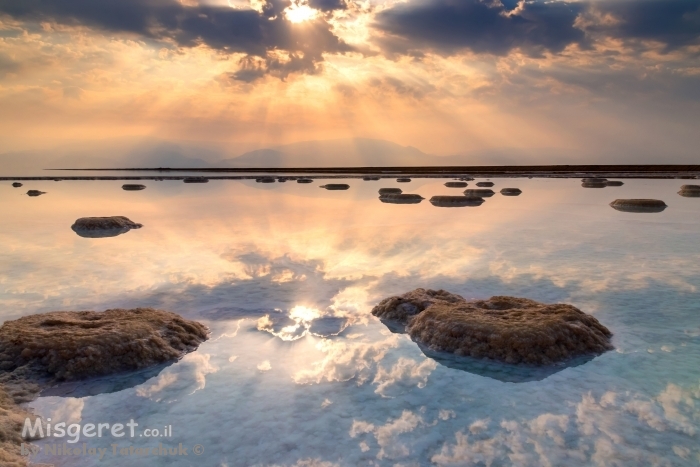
[71,216,143,238]
[430,196,484,207]
[379,194,424,204]
[476,181,494,187]
[678,185,700,197]
[0,308,207,463]
[122,184,146,190]
[0,385,35,466]
[500,188,522,196]
[320,184,350,190]
[0,308,208,383]
[444,182,468,188]
[183,177,209,183]
[12,182,22,188]
[582,178,607,183]
[582,181,607,188]
[372,288,613,365]
[464,188,494,197]
[26,190,45,197]
[609,199,667,213]
[605,181,624,186]
[378,188,402,195]
[397,178,411,182]
[297,178,313,183]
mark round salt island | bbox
[609,199,667,213]
[372,288,613,366]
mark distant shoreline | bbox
[2,164,699,180]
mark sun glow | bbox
[284,0,319,23]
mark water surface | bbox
[1,177,699,466]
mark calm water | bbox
[2,177,699,466]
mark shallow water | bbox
[1,177,699,466]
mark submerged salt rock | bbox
[12,182,22,188]
[476,181,494,187]
[464,188,494,197]
[122,184,146,191]
[297,178,313,184]
[0,308,208,382]
[430,195,484,207]
[372,289,613,365]
[609,199,667,213]
[379,194,424,204]
[605,181,624,187]
[26,190,45,197]
[71,216,143,238]
[379,188,402,195]
[397,178,411,182]
[582,181,607,188]
[678,185,700,197]
[500,188,522,196]
[445,182,468,188]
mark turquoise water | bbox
[1,177,699,466]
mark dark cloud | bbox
[0,0,352,79]
[374,0,586,57]
[308,0,346,12]
[374,0,700,57]
[593,0,700,50]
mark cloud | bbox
[374,0,700,58]
[293,336,400,386]
[135,353,218,401]
[589,0,700,51]
[432,384,700,466]
[372,357,437,397]
[350,410,424,460]
[374,0,586,57]
[0,0,352,79]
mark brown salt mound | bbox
[0,308,207,464]
[379,194,424,204]
[444,182,468,188]
[378,188,402,195]
[609,199,667,213]
[475,181,494,187]
[0,385,36,466]
[430,195,484,207]
[71,216,142,238]
[122,184,146,191]
[678,185,700,197]
[320,184,350,190]
[464,188,494,197]
[500,188,522,196]
[0,308,208,383]
[372,289,613,365]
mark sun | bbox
[284,0,319,23]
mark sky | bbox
[0,0,699,164]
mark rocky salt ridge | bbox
[0,308,208,464]
[372,288,613,366]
